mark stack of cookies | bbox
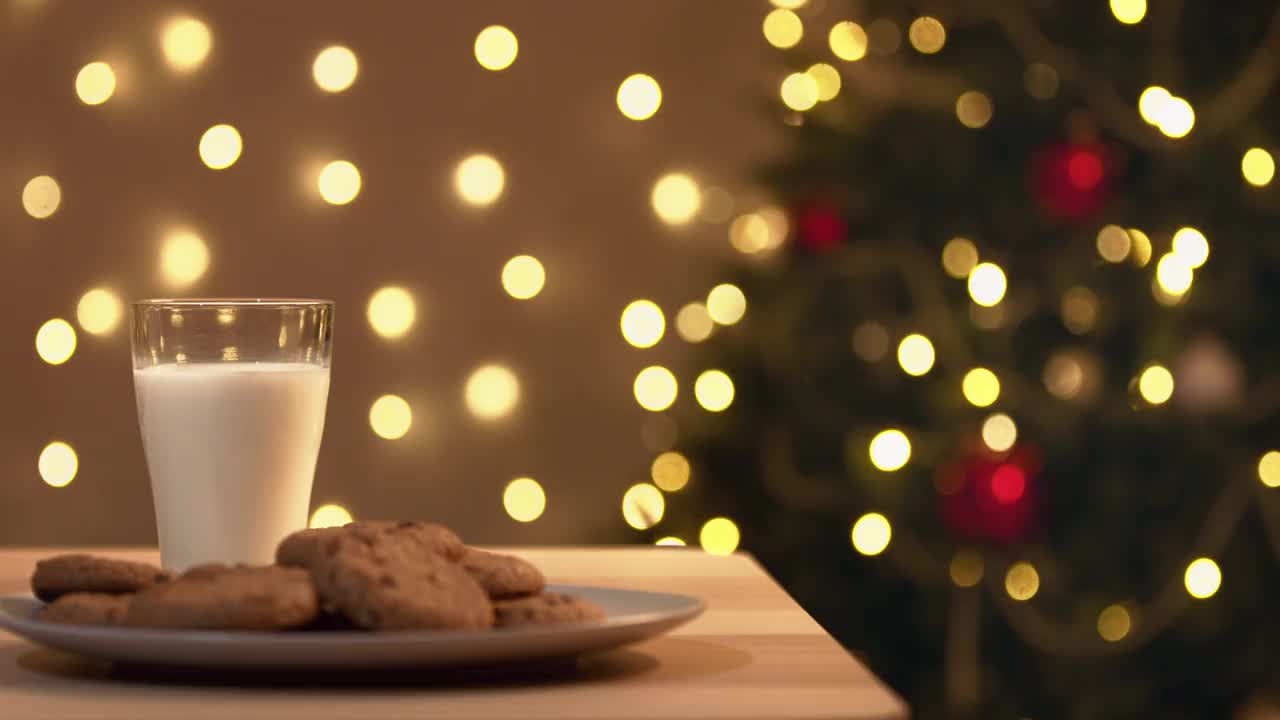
[31,520,605,632]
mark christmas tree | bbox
[663,1,1280,717]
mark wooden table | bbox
[0,547,905,719]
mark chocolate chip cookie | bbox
[39,592,132,626]
[460,548,545,599]
[276,520,465,569]
[123,565,319,631]
[31,554,171,602]
[309,531,493,630]
[494,593,607,627]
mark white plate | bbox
[0,584,703,669]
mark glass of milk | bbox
[130,299,333,570]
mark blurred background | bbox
[6,0,1280,717]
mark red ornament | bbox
[938,441,1041,544]
[1030,141,1112,222]
[794,203,847,252]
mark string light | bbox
[1129,228,1153,267]
[1258,451,1280,488]
[616,74,662,120]
[161,16,212,71]
[955,91,993,129]
[22,176,61,219]
[694,370,735,412]
[780,72,819,112]
[317,160,361,204]
[1138,364,1174,405]
[675,303,715,343]
[1023,63,1059,99]
[160,229,209,288]
[1157,97,1195,138]
[1138,86,1171,125]
[896,334,935,376]
[1061,286,1098,334]
[851,513,892,556]
[622,483,665,530]
[1184,557,1221,599]
[38,442,78,488]
[75,62,115,105]
[1242,148,1275,187]
[762,9,803,49]
[656,536,686,547]
[949,550,984,587]
[962,368,1000,407]
[699,517,740,555]
[967,262,1007,306]
[806,63,841,102]
[706,284,746,325]
[454,154,505,207]
[503,478,545,522]
[474,25,517,71]
[198,124,242,170]
[651,173,701,225]
[1096,225,1131,263]
[1110,0,1147,25]
[981,413,1017,453]
[1171,227,1209,268]
[309,504,353,529]
[465,364,520,420]
[312,45,357,92]
[651,451,690,492]
[76,289,122,335]
[36,319,77,365]
[1004,562,1040,601]
[1097,604,1132,642]
[868,429,911,471]
[852,322,889,362]
[941,237,979,278]
[368,394,412,440]
[633,366,678,412]
[829,21,868,62]
[907,17,945,54]
[501,255,545,300]
[620,300,666,348]
[1155,253,1193,295]
[366,286,416,339]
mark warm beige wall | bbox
[1,0,779,545]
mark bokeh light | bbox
[36,318,77,365]
[1097,604,1132,642]
[806,63,841,102]
[700,517,740,555]
[675,303,715,343]
[942,237,978,278]
[780,72,820,112]
[1259,451,1280,488]
[762,8,803,49]
[829,21,868,61]
[694,370,735,412]
[620,300,666,348]
[317,160,361,204]
[501,255,545,300]
[1155,253,1193,296]
[1171,227,1209,268]
[1184,557,1221,599]
[634,366,678,412]
[76,288,122,335]
[1138,365,1174,405]
[706,284,746,325]
[651,451,691,492]
[651,173,701,225]
[22,176,61,219]
[990,465,1026,504]
[309,503,353,529]
[853,322,889,362]
[908,17,945,54]
[962,368,1000,407]
[161,16,212,71]
[366,286,416,339]
[503,478,545,523]
[465,364,520,420]
[851,513,892,556]
[622,483,665,530]
[75,62,115,105]
[868,429,911,471]
[38,442,78,488]
[616,74,662,120]
[1024,62,1059,99]
[1096,225,1131,263]
[981,413,1017,453]
[1061,286,1098,334]
[1129,228,1153,267]
[656,536,686,547]
[896,334,935,377]
[1138,86,1170,124]
[1242,147,1275,187]
[1110,0,1147,24]
[770,0,807,7]
[160,229,209,288]
[967,262,1006,306]
[1005,562,1040,601]
[955,91,993,129]
[950,550,984,587]
[454,154,505,207]
[369,394,412,440]
[1044,352,1085,399]
[474,25,518,71]
[312,45,357,92]
[198,124,242,170]
[1157,97,1195,138]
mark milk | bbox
[133,362,331,570]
